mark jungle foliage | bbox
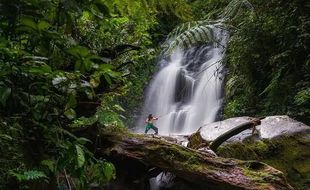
[224,0,310,124]
[0,0,309,189]
[0,0,191,189]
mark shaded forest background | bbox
[0,0,309,189]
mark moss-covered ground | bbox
[217,133,310,190]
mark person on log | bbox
[145,114,159,135]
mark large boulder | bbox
[190,115,310,190]
[198,115,310,142]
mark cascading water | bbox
[138,23,229,135]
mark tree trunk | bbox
[209,118,262,152]
[91,127,293,190]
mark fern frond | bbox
[162,0,253,54]
[226,75,244,97]
[260,67,284,96]
[162,21,219,55]
[220,0,253,19]
[10,170,47,182]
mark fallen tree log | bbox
[90,127,293,190]
[209,118,262,152]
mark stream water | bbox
[138,23,229,136]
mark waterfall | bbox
[138,24,229,135]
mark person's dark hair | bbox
[148,114,153,121]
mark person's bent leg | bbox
[153,126,158,135]
[145,125,150,134]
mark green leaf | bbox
[99,64,114,71]
[9,172,23,182]
[66,93,77,109]
[97,110,124,127]
[67,46,90,58]
[77,137,92,145]
[294,88,310,105]
[75,60,82,71]
[10,170,47,182]
[0,85,11,106]
[75,145,85,168]
[70,116,98,128]
[38,20,51,31]
[84,59,93,71]
[29,65,52,74]
[0,134,13,141]
[24,170,47,181]
[64,108,76,120]
[89,4,104,19]
[103,162,115,181]
[107,70,122,78]
[87,54,103,61]
[113,104,125,112]
[41,160,55,172]
[19,17,37,30]
[104,74,112,84]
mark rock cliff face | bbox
[190,116,310,190]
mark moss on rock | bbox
[217,132,310,190]
[187,131,209,149]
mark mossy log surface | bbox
[94,127,293,190]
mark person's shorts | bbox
[145,123,154,130]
